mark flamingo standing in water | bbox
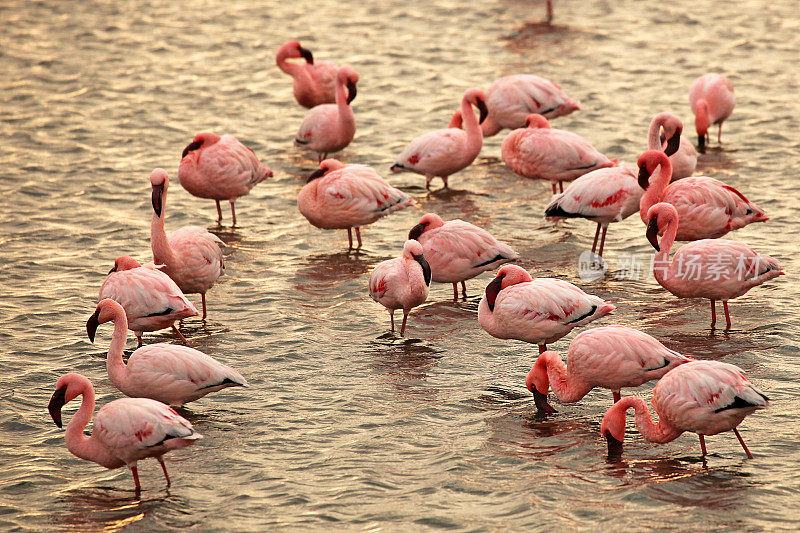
[638,150,768,241]
[369,240,431,336]
[87,299,248,406]
[294,66,358,162]
[502,114,616,194]
[99,256,198,346]
[526,325,691,412]
[690,74,735,149]
[408,213,519,299]
[275,40,341,108]
[647,112,696,180]
[544,165,641,258]
[391,88,488,190]
[646,202,783,329]
[48,373,202,491]
[178,132,273,226]
[297,158,415,249]
[150,169,224,319]
[478,265,615,354]
[601,360,768,459]
[480,74,580,137]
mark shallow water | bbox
[2,0,799,530]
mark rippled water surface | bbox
[2,0,800,530]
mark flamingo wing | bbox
[99,267,197,319]
[394,129,465,173]
[128,344,248,391]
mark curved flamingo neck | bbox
[639,159,672,222]
[617,397,681,444]
[647,117,665,151]
[695,100,710,135]
[653,213,678,287]
[460,98,482,154]
[150,190,175,265]
[64,383,97,462]
[537,351,592,402]
[105,306,131,386]
[276,47,304,77]
[334,76,354,126]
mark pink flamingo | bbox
[48,373,202,491]
[150,169,224,319]
[601,360,768,459]
[502,114,616,194]
[690,74,735,149]
[526,325,691,413]
[294,66,358,162]
[478,265,615,354]
[178,132,273,225]
[481,75,580,137]
[275,40,341,108]
[298,158,414,249]
[638,150,767,241]
[544,165,641,257]
[646,202,784,329]
[87,299,248,406]
[369,240,431,336]
[391,88,488,190]
[647,112,696,180]
[99,256,198,346]
[408,212,519,299]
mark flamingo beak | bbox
[637,165,651,190]
[477,99,489,125]
[408,223,426,241]
[299,46,313,64]
[412,253,431,286]
[697,134,706,150]
[181,140,203,159]
[665,132,681,157]
[306,168,326,183]
[151,183,164,217]
[108,265,117,274]
[48,386,67,428]
[604,432,624,457]
[346,81,357,104]
[646,217,660,252]
[532,389,556,413]
[485,275,503,311]
[86,310,100,343]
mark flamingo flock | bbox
[47,36,783,493]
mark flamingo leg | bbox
[612,390,621,403]
[400,312,408,336]
[733,428,754,459]
[390,310,395,332]
[201,293,207,320]
[355,227,362,248]
[723,301,732,330]
[452,283,458,300]
[461,281,467,298]
[558,181,564,193]
[136,332,143,347]
[215,200,222,222]
[551,182,557,194]
[157,456,172,486]
[545,0,553,24]
[442,176,449,189]
[347,228,353,249]
[172,325,189,345]
[597,225,608,258]
[699,435,707,456]
[538,344,546,355]
[229,201,237,226]
[710,299,717,328]
[718,123,722,143]
[131,465,141,491]
[591,223,601,254]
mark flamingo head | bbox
[408,213,444,240]
[694,99,710,148]
[526,356,557,413]
[48,373,91,428]
[463,88,489,125]
[403,240,431,286]
[307,158,346,182]
[149,168,169,217]
[645,202,679,251]
[181,132,221,159]
[336,67,359,104]
[636,150,670,189]
[108,256,141,275]
[600,401,628,454]
[653,112,683,156]
[278,40,314,63]
[484,265,533,311]
[86,299,126,343]
[524,114,551,129]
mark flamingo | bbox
[690,74,735,149]
[87,299,248,406]
[646,202,784,329]
[638,150,768,241]
[647,112,697,180]
[47,373,202,491]
[99,256,198,346]
[526,325,691,413]
[544,165,641,258]
[275,40,340,108]
[294,66,358,162]
[481,74,580,137]
[478,265,615,354]
[601,360,768,459]
[502,114,616,194]
[408,212,519,299]
[369,240,431,336]
[298,158,415,249]
[178,132,273,226]
[150,168,224,319]
[390,87,488,190]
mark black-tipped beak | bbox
[181,140,202,159]
[408,223,426,241]
[48,386,67,428]
[477,99,489,125]
[412,253,431,286]
[299,46,313,64]
[86,311,100,343]
[346,81,357,104]
[605,432,624,457]
[532,389,556,413]
[646,217,661,252]
[697,134,706,150]
[485,275,503,311]
[306,168,326,183]
[665,132,681,157]
[637,165,651,190]
[108,265,117,274]
[151,183,164,217]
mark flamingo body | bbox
[689,74,735,147]
[275,40,340,108]
[647,112,696,180]
[369,240,431,335]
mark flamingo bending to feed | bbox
[48,373,202,491]
[294,66,358,162]
[99,256,198,346]
[481,75,580,137]
[298,158,414,249]
[601,360,768,459]
[369,240,431,336]
[275,40,340,108]
[408,213,519,299]
[87,299,248,406]
[646,202,783,329]
[544,165,641,257]
[502,114,616,194]
[178,132,273,225]
[690,74,735,149]
[150,169,224,319]
[478,265,615,354]
[526,325,691,413]
[391,88,488,190]
[638,150,767,241]
[647,112,696,180]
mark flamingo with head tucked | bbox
[47,373,202,491]
[690,74,735,149]
[646,202,783,329]
[391,88,488,190]
[601,360,768,459]
[647,112,696,180]
[526,325,691,413]
[275,40,341,108]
